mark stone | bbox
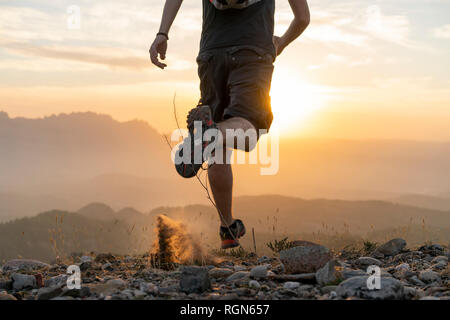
[0,292,17,300]
[404,286,424,299]
[418,270,441,283]
[12,273,37,290]
[44,275,68,288]
[257,256,271,264]
[280,245,332,274]
[250,265,268,279]
[290,240,320,247]
[408,276,426,286]
[393,263,412,279]
[418,244,443,256]
[62,286,91,298]
[433,261,447,270]
[268,273,316,283]
[233,265,247,272]
[283,282,300,290]
[431,256,448,264]
[133,289,146,300]
[209,268,234,279]
[342,269,367,280]
[298,284,314,292]
[226,271,250,282]
[90,279,127,296]
[375,239,407,256]
[336,276,405,300]
[395,263,410,272]
[316,260,342,286]
[102,263,114,271]
[80,256,92,263]
[356,257,382,268]
[179,266,211,294]
[0,280,13,291]
[79,262,92,271]
[272,263,285,274]
[234,288,252,297]
[139,282,159,295]
[321,285,338,294]
[249,280,261,290]
[37,286,63,300]
[2,259,50,272]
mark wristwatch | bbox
[157,32,169,40]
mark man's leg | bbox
[208,116,256,228]
[208,163,233,227]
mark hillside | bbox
[1,111,450,221]
[0,209,154,264]
[391,194,450,211]
[1,196,448,263]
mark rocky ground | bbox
[0,239,448,300]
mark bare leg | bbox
[208,163,233,227]
[208,117,256,227]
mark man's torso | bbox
[200,0,276,56]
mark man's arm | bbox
[150,0,183,69]
[274,0,310,56]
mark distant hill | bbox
[78,203,117,221]
[2,111,450,221]
[153,195,450,236]
[0,111,169,187]
[0,209,153,263]
[390,194,450,211]
[1,195,448,263]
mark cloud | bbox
[362,5,411,46]
[433,24,450,39]
[2,43,195,71]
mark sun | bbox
[270,68,322,133]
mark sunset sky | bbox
[1,0,449,140]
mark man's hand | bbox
[150,35,168,69]
[273,36,286,56]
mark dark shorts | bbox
[197,45,275,133]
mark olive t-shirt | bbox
[200,0,276,56]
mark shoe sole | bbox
[221,229,246,250]
[175,106,214,179]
